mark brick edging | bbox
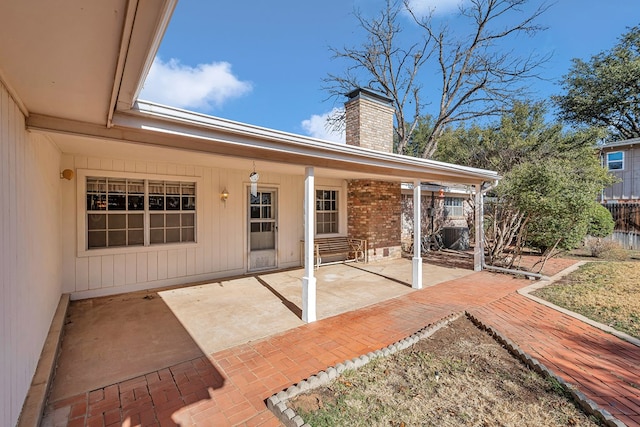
[267,310,627,427]
[266,312,462,427]
[467,312,626,427]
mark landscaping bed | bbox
[282,316,601,426]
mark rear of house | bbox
[0,2,500,426]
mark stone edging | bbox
[467,312,625,427]
[267,310,626,427]
[266,312,462,427]
[519,261,640,348]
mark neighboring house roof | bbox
[1,0,499,186]
[600,137,640,151]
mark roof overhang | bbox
[0,0,176,125]
[27,101,500,185]
[600,137,640,151]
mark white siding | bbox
[61,153,308,299]
[1,82,63,427]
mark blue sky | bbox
[139,0,640,143]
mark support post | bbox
[302,167,317,322]
[474,183,484,271]
[412,180,423,289]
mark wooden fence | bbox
[602,202,640,249]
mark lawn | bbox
[532,261,640,339]
[287,316,600,426]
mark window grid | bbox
[316,190,338,234]
[444,197,464,218]
[86,177,195,249]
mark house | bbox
[599,138,640,248]
[400,183,475,252]
[0,1,499,425]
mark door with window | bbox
[248,189,277,270]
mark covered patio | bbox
[47,258,474,404]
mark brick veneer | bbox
[345,89,394,153]
[347,180,402,261]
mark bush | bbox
[584,236,624,259]
[588,204,614,238]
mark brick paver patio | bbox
[43,258,639,426]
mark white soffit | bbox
[0,0,175,125]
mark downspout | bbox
[478,179,546,280]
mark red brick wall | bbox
[348,180,402,260]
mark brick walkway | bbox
[43,259,639,427]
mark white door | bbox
[248,189,277,271]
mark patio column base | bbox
[302,276,317,323]
[412,257,423,289]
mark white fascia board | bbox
[127,101,500,183]
[601,138,640,150]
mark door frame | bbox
[246,185,279,272]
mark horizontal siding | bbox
[1,82,63,427]
[62,154,309,298]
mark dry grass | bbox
[288,317,600,427]
[532,261,640,339]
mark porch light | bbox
[221,188,229,203]
[438,188,445,198]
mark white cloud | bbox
[405,0,465,16]
[301,108,345,144]
[139,57,252,110]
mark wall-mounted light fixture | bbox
[60,169,74,180]
[438,187,445,198]
[221,188,229,203]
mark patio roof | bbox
[27,101,500,185]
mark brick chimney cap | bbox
[346,87,393,106]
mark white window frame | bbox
[314,185,346,237]
[77,169,201,257]
[444,196,465,218]
[606,151,624,171]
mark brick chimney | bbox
[345,88,394,153]
[344,88,401,262]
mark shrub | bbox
[588,204,614,238]
[585,236,623,259]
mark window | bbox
[444,197,464,218]
[86,177,196,249]
[606,151,624,170]
[316,190,338,234]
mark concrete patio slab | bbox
[157,276,304,355]
[47,259,472,406]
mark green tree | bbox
[436,101,615,269]
[553,24,640,140]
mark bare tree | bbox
[325,0,551,158]
[324,0,431,152]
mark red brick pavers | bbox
[44,258,639,426]
[471,294,640,427]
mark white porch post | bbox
[412,180,423,289]
[302,167,317,322]
[474,183,484,271]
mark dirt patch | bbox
[288,317,600,426]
